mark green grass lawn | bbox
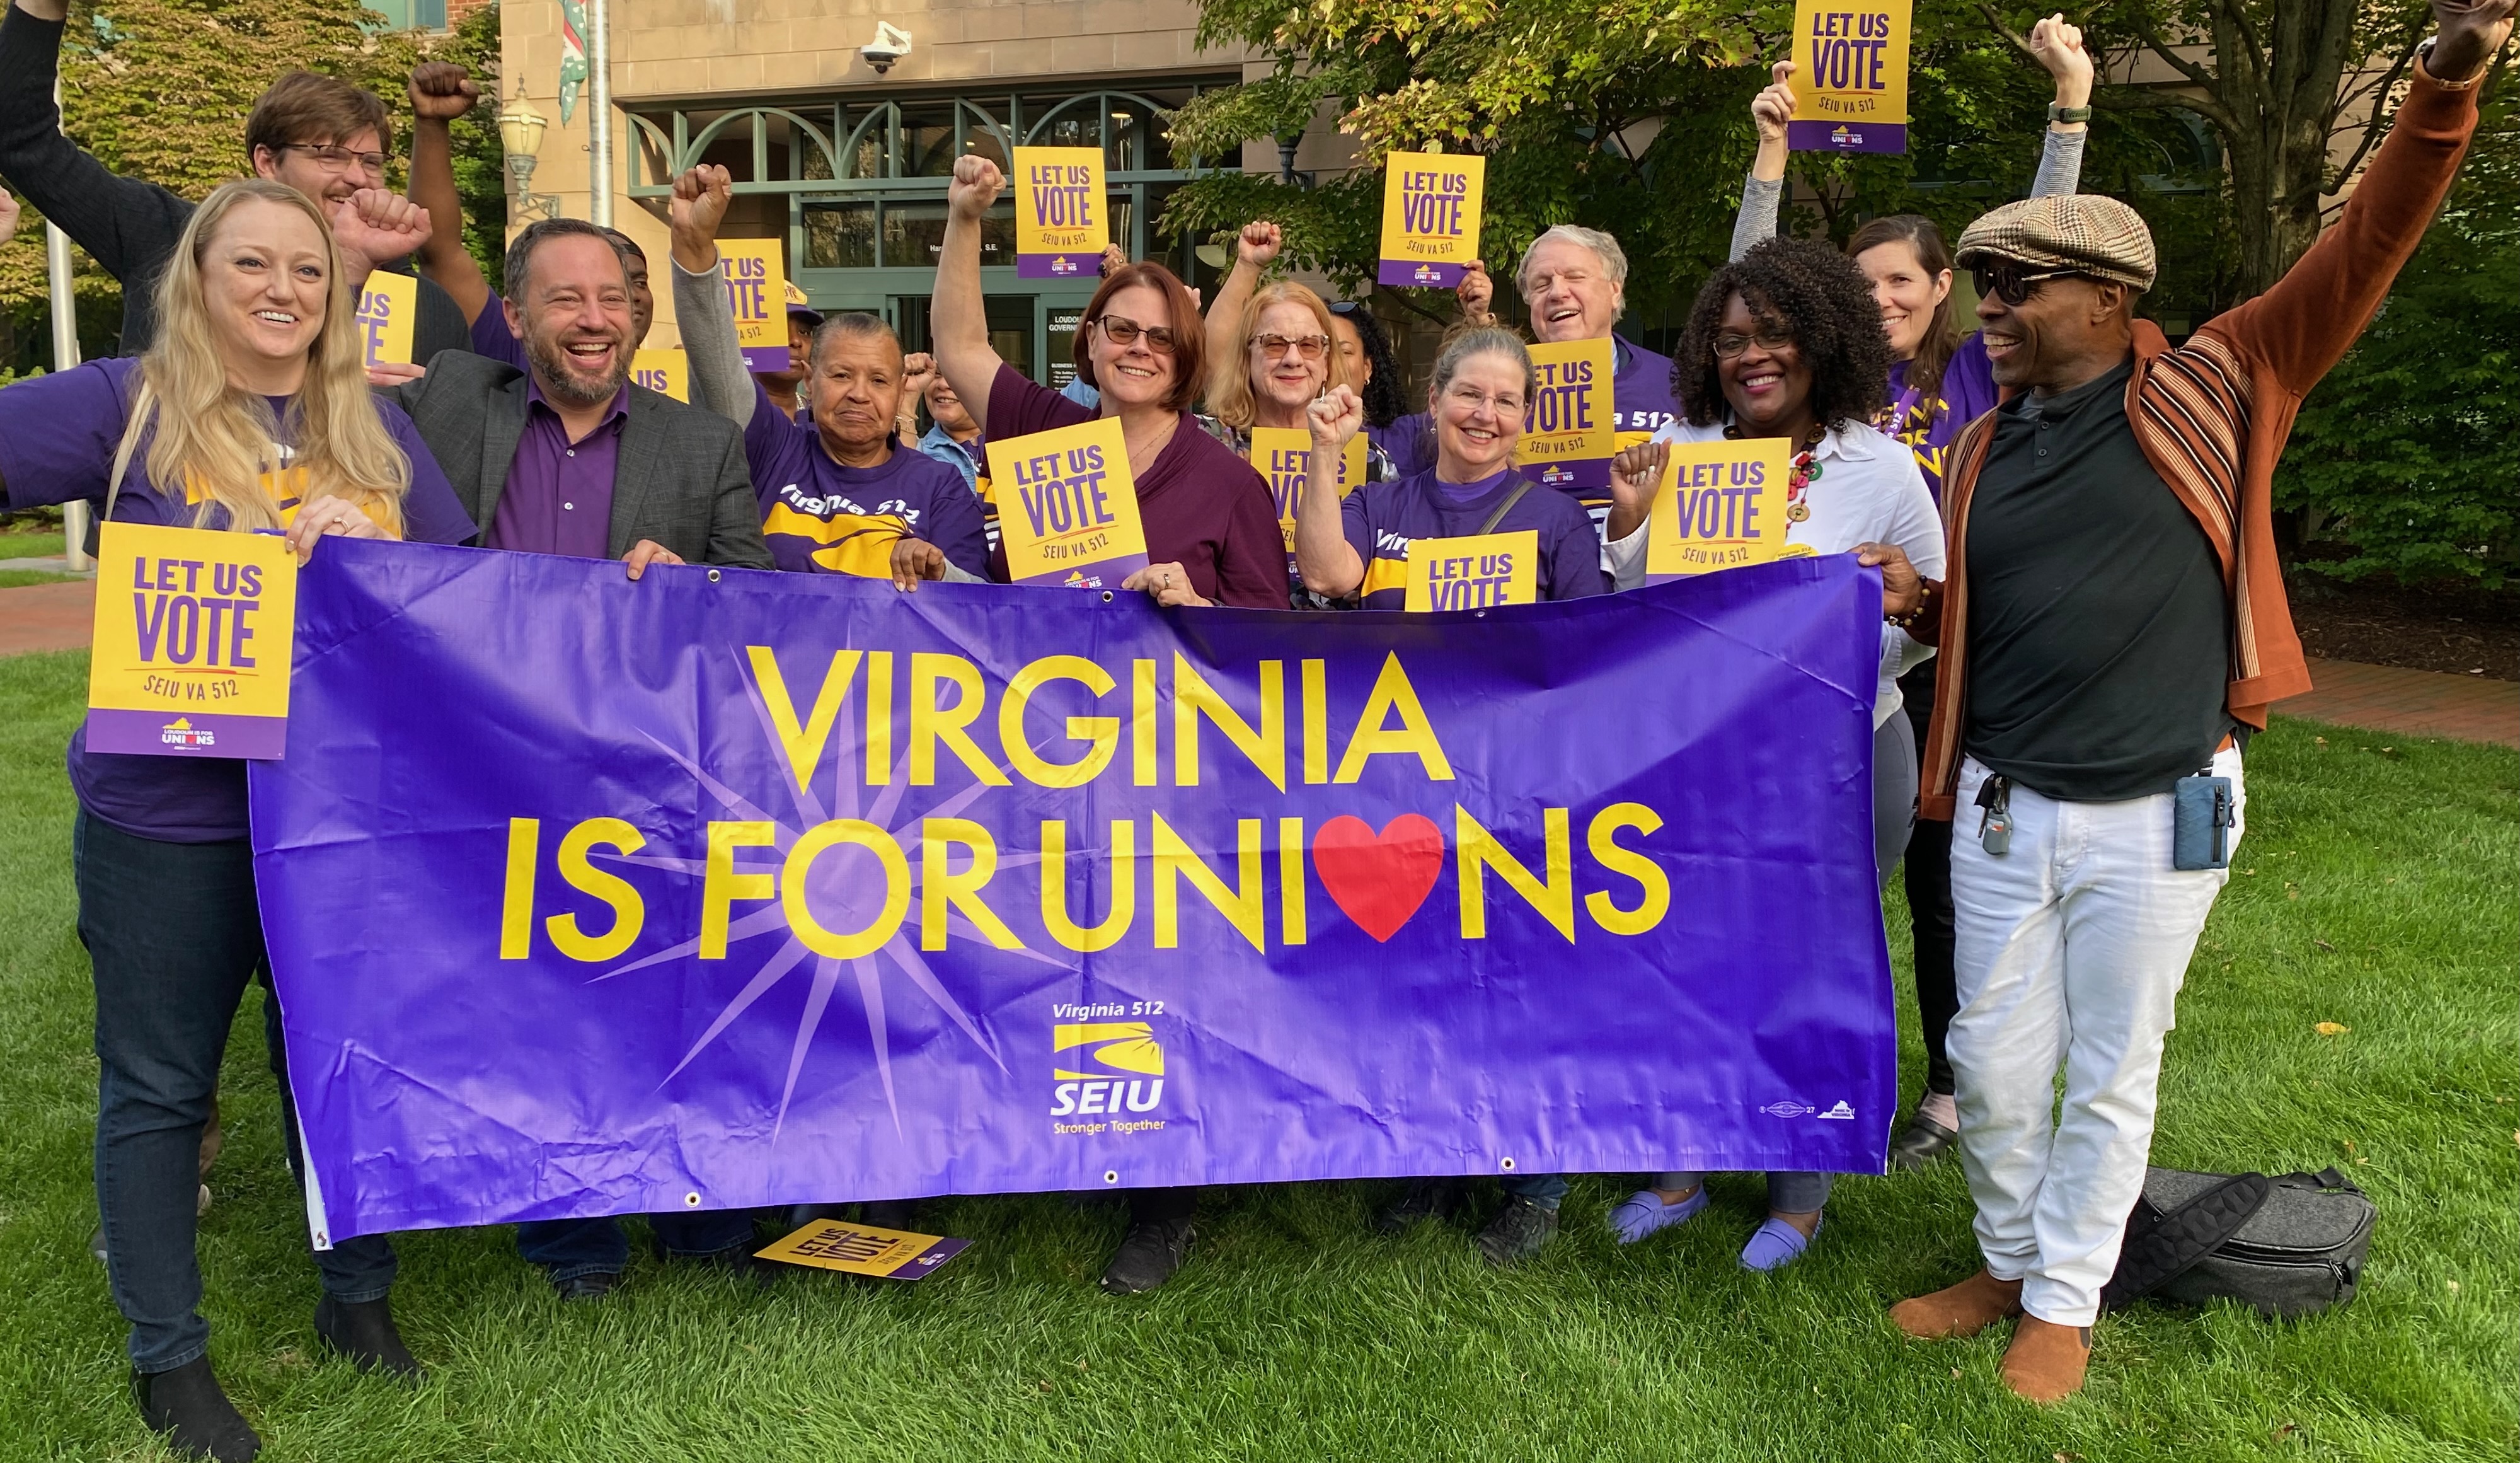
[0,645,2511,1461]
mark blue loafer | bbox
[1609,1186,1707,1245]
[1739,1215,1821,1272]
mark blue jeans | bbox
[1502,1175,1569,1208]
[76,812,397,1374]
[517,1211,757,1281]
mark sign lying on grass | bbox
[251,540,1894,1242]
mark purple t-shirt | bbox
[752,381,989,577]
[984,366,1287,611]
[1376,333,1677,540]
[469,299,528,370]
[1884,332,2000,502]
[1338,466,1607,610]
[0,357,475,843]
[485,381,626,559]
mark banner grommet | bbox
[707,569,722,583]
[1498,1157,1517,1171]
[684,1191,702,1206]
[1103,1170,1119,1184]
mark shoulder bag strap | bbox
[1476,478,1536,536]
[2101,1171,2272,1312]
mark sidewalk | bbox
[2281,657,2519,749]
[0,581,95,659]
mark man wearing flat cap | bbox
[1887,0,2511,1404]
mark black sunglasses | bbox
[1971,263,2084,306]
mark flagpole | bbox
[589,0,613,228]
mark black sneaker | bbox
[1473,1196,1559,1266]
[313,1295,420,1380]
[1889,1111,1959,1171]
[859,1199,920,1231]
[1376,1176,1466,1235]
[133,1357,262,1461]
[549,1271,622,1302]
[1098,1216,1193,1295]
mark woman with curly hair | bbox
[1595,235,1943,1272]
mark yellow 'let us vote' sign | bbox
[1405,530,1538,612]
[718,239,790,373]
[88,523,298,758]
[1248,427,1367,553]
[1514,338,1616,492]
[631,348,690,403]
[1013,146,1108,280]
[754,1219,969,1280]
[1645,438,1795,582]
[1378,151,1485,289]
[355,271,419,369]
[987,417,1150,589]
[1788,0,1913,153]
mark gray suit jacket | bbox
[389,352,773,569]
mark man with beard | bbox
[0,0,467,361]
[385,217,770,1297]
[387,217,770,585]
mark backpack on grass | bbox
[2102,1166,2375,1319]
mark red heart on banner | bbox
[1311,814,1446,942]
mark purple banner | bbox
[1788,120,1908,154]
[251,541,1895,1241]
[1379,259,1468,289]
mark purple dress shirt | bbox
[486,379,628,559]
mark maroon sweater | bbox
[986,366,1288,610]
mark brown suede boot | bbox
[2001,1316,2093,1404]
[1889,1268,2024,1339]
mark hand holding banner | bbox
[1404,531,1539,611]
[1014,146,1108,280]
[88,523,297,758]
[354,272,419,369]
[718,240,790,372]
[986,417,1149,587]
[1378,152,1486,289]
[1645,438,1795,582]
[1514,339,1616,492]
[1788,0,1913,153]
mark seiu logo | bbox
[1050,1021,1164,1116]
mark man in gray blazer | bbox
[388,218,770,1298]
[390,216,771,575]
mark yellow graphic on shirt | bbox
[181,463,401,535]
[761,503,911,577]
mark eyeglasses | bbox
[1093,315,1178,354]
[1712,324,1797,359]
[1249,332,1330,361]
[1442,383,1526,417]
[1971,263,2081,306]
[278,142,388,177]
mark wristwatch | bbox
[2047,103,2093,125]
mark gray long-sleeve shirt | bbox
[1728,126,2087,262]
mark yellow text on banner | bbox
[87,523,299,758]
[718,240,790,370]
[1377,152,1487,288]
[1013,146,1109,278]
[1248,427,1367,550]
[1514,338,1616,490]
[987,416,1151,589]
[1404,530,1539,612]
[1645,437,1795,581]
[631,349,691,403]
[354,271,420,368]
[1787,0,1913,153]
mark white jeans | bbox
[1946,746,2243,1326]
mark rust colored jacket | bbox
[1919,66,2482,819]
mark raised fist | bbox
[1236,221,1282,268]
[408,62,481,123]
[2027,15,2094,110]
[948,154,1004,223]
[670,165,734,243]
[331,188,432,274]
[1751,61,1798,144]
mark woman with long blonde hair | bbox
[0,177,469,1459]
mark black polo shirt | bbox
[1962,358,2230,802]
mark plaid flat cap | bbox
[1955,195,2157,291]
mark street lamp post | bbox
[499,93,561,222]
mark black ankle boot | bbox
[133,1356,261,1461]
[313,1294,421,1380]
